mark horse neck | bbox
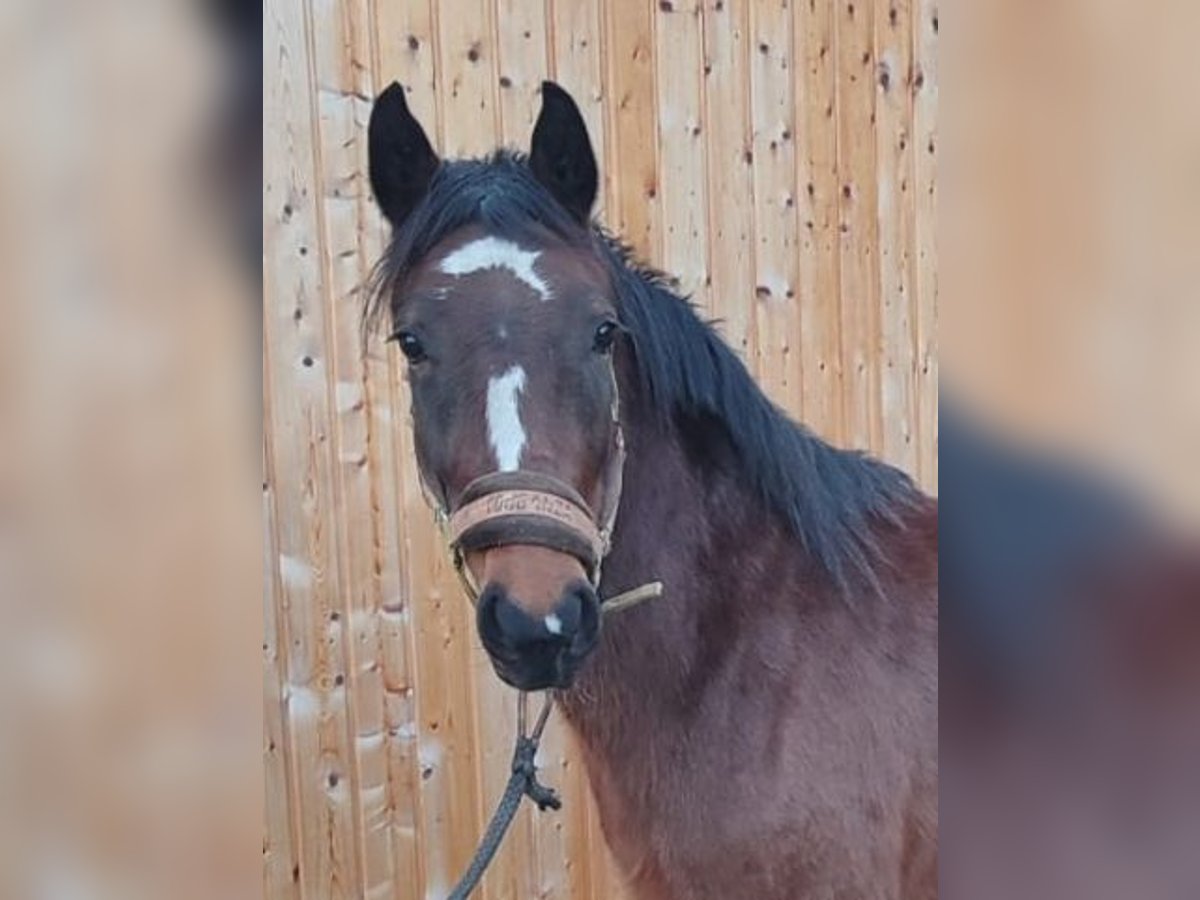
[558,382,821,744]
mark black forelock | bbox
[367,151,923,594]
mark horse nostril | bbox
[476,580,600,679]
[495,592,533,638]
[477,584,553,648]
[477,584,506,645]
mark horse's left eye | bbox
[389,329,427,364]
[593,320,619,354]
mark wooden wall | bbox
[263,0,938,897]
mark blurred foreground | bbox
[1,2,260,899]
[941,1,1200,896]
[941,405,1200,899]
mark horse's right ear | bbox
[368,82,439,228]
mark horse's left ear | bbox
[530,82,598,224]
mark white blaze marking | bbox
[438,236,551,300]
[544,614,563,636]
[485,365,527,472]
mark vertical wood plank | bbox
[374,0,439,129]
[264,0,358,896]
[796,0,846,443]
[392,392,482,900]
[381,351,432,899]
[912,0,939,490]
[702,0,757,362]
[360,343,422,900]
[549,0,610,223]
[605,0,662,262]
[495,0,549,142]
[654,0,711,309]
[368,5,441,896]
[263,433,301,900]
[435,0,500,157]
[836,0,883,452]
[749,0,801,411]
[874,0,919,474]
[308,0,414,896]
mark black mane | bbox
[369,152,923,592]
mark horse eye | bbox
[390,329,427,363]
[593,320,619,354]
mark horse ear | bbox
[369,82,439,228]
[530,81,598,223]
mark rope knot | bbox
[510,735,538,776]
[512,736,561,811]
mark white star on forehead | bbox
[438,236,551,301]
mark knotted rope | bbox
[447,693,558,900]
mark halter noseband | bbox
[415,357,661,613]
[418,358,627,603]
[446,470,611,581]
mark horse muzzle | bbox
[476,579,601,690]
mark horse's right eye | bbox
[593,319,619,354]
[390,329,427,363]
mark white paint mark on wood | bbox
[418,737,444,771]
[285,684,320,722]
[279,555,314,590]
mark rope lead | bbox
[446,694,557,900]
[446,582,663,898]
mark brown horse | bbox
[367,81,937,900]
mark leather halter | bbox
[418,361,628,604]
[448,471,610,577]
